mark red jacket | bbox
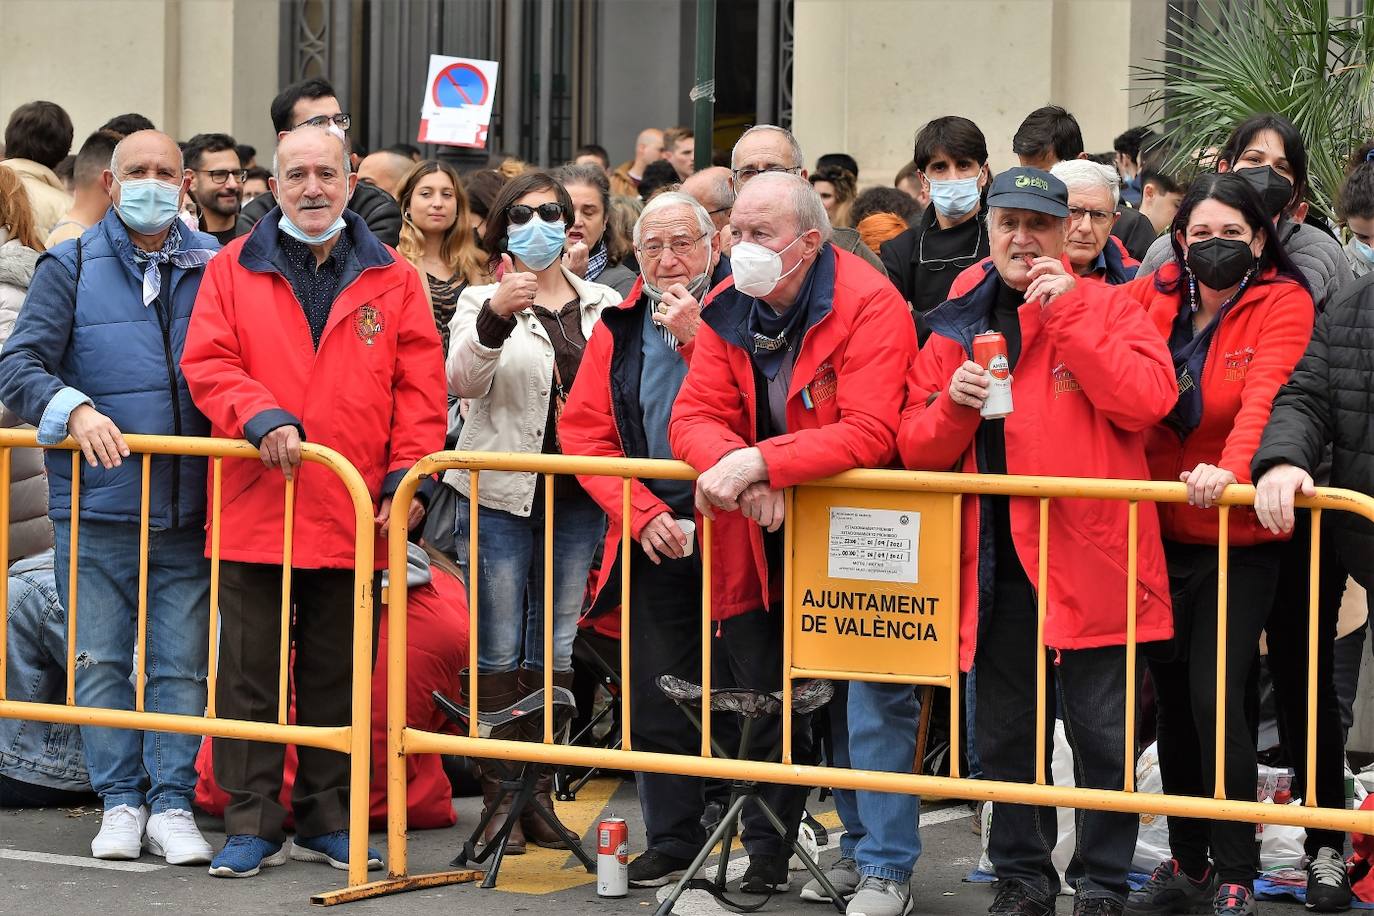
[181,211,446,569]
[669,244,918,598]
[559,272,766,621]
[898,258,1176,670]
[1126,265,1314,545]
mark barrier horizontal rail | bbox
[0,429,377,898]
[362,450,1374,904]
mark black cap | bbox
[985,166,1070,217]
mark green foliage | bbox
[1133,0,1374,222]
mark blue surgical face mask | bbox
[279,212,346,245]
[927,172,982,219]
[1353,238,1374,265]
[113,177,182,235]
[507,216,567,271]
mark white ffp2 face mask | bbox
[730,236,805,297]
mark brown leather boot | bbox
[463,670,526,854]
[516,667,578,849]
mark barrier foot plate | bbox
[310,870,483,906]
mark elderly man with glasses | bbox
[1049,160,1140,286]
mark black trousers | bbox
[212,561,381,843]
[1265,513,1350,856]
[0,774,97,808]
[628,551,812,860]
[1150,541,1282,885]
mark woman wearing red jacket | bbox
[1123,173,1314,916]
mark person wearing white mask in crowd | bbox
[880,117,991,344]
[1337,144,1374,279]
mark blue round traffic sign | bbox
[432,63,489,108]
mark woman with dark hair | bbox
[445,170,620,854]
[809,165,857,228]
[1338,142,1374,278]
[1123,173,1317,916]
[460,168,508,241]
[551,163,637,296]
[1137,112,1352,311]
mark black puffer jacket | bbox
[1252,272,1374,585]
[235,181,402,247]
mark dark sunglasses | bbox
[506,202,567,225]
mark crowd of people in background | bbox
[0,75,1371,916]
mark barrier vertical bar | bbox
[1214,506,1230,800]
[66,451,81,705]
[1124,502,1139,792]
[1305,508,1322,807]
[543,474,554,744]
[278,476,296,726]
[781,487,794,765]
[387,471,413,877]
[620,478,632,752]
[207,458,222,717]
[700,514,712,759]
[1035,497,1049,785]
[0,448,11,699]
[135,454,151,712]
[345,458,377,891]
[468,471,479,738]
[947,494,962,780]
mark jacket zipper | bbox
[153,268,182,529]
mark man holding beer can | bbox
[897,167,1177,916]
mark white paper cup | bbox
[676,518,696,557]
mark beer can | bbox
[596,816,628,897]
[972,331,1013,419]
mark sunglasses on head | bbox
[506,202,567,225]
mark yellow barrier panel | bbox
[358,451,1374,905]
[0,429,377,902]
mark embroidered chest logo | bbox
[1051,362,1082,397]
[1223,347,1254,382]
[801,362,838,409]
[355,305,384,346]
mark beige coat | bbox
[0,236,53,561]
[2,158,73,240]
[444,267,620,516]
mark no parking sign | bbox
[418,54,498,149]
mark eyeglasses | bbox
[637,231,708,260]
[506,202,568,225]
[731,165,801,182]
[296,113,352,132]
[194,168,248,185]
[1068,206,1116,226]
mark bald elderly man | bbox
[357,149,413,201]
[681,166,735,254]
[611,127,665,198]
[0,129,220,865]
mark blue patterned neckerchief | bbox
[585,238,611,283]
[129,220,218,307]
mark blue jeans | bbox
[53,520,209,813]
[824,683,861,860]
[846,681,922,882]
[455,491,605,673]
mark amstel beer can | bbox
[596,816,629,897]
[972,331,1014,419]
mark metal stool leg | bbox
[653,791,754,916]
[748,794,846,914]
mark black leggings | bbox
[0,774,97,808]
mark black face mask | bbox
[1186,236,1256,291]
[1235,165,1293,218]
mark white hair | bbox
[109,131,183,177]
[739,172,833,243]
[731,125,804,171]
[1050,159,1120,208]
[633,192,714,247]
[272,124,351,180]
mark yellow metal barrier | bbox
[358,451,1374,903]
[0,429,377,902]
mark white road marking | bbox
[0,848,167,872]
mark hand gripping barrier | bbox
[359,450,1374,904]
[0,429,377,902]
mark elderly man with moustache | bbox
[181,124,445,878]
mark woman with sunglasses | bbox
[446,171,621,854]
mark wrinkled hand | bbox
[1024,256,1077,307]
[947,360,991,410]
[1179,462,1237,509]
[259,425,302,480]
[739,482,785,532]
[652,283,703,345]
[489,253,538,316]
[68,403,129,469]
[1254,463,1315,535]
[563,241,590,278]
[693,447,768,520]
[639,511,688,564]
[376,497,425,536]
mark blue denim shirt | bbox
[0,551,90,791]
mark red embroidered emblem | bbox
[1223,347,1254,381]
[355,305,384,346]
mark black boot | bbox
[463,669,526,854]
[516,666,578,848]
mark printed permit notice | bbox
[827,507,919,584]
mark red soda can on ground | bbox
[597,816,628,897]
[972,331,1014,419]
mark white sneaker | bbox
[145,808,214,865]
[845,876,914,916]
[91,804,149,860]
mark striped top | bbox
[427,272,468,355]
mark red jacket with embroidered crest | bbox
[669,244,917,601]
[1124,264,1314,546]
[898,257,1176,671]
[181,211,446,569]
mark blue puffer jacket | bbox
[0,209,213,527]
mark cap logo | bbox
[1015,175,1051,191]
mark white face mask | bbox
[731,235,805,298]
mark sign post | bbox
[418,54,499,149]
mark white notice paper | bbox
[827,507,919,584]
